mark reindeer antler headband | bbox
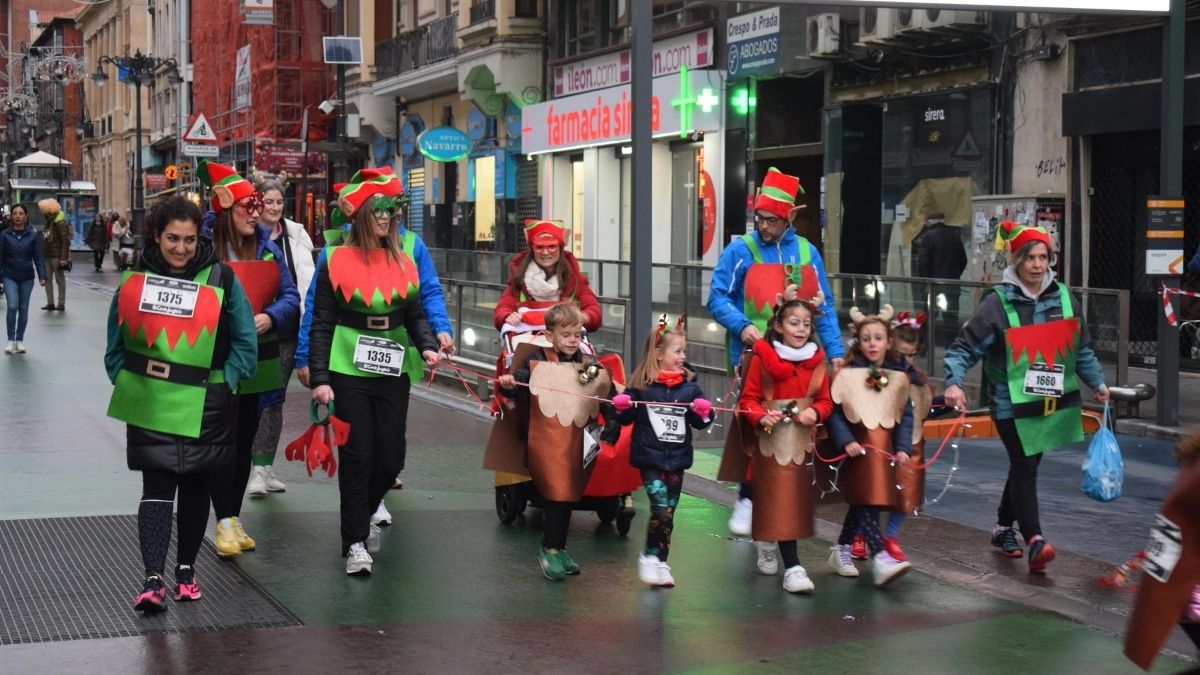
[654,313,687,347]
[773,283,825,317]
[848,304,895,330]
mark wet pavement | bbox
[0,268,1195,673]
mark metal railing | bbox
[375,13,459,81]
[430,248,1132,409]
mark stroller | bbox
[485,311,642,535]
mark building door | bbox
[571,157,585,258]
[619,155,631,261]
[474,154,496,246]
[671,147,699,264]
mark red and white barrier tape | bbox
[1162,284,1200,326]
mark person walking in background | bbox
[86,213,110,272]
[911,211,967,345]
[112,216,135,271]
[245,178,315,497]
[39,198,71,311]
[0,204,46,354]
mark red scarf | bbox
[753,339,825,380]
[656,370,685,388]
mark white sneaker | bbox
[873,551,912,588]
[366,522,381,553]
[828,545,860,577]
[371,503,392,527]
[14,342,24,353]
[728,498,752,536]
[3,341,13,354]
[345,543,373,576]
[264,466,286,492]
[755,541,779,575]
[783,565,815,594]
[638,554,664,586]
[657,562,675,587]
[246,467,268,497]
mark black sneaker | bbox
[991,526,1023,558]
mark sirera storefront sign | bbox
[727,7,780,78]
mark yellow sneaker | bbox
[214,519,242,558]
[232,517,256,551]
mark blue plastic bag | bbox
[1081,401,1124,502]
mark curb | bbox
[1114,417,1196,443]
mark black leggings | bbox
[139,470,211,577]
[210,394,258,520]
[641,468,683,561]
[92,250,105,270]
[838,506,884,556]
[995,418,1043,542]
[543,501,572,550]
[332,373,411,552]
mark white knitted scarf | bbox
[523,263,561,302]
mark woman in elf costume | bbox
[198,161,300,558]
[306,169,440,576]
[944,221,1108,573]
[492,219,601,334]
[105,196,258,612]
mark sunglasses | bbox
[370,195,398,219]
[235,192,265,215]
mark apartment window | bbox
[561,0,598,58]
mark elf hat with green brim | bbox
[198,160,256,213]
[753,167,805,221]
[995,220,1053,256]
[336,167,402,219]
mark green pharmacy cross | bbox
[731,87,757,116]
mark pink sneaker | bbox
[174,566,202,601]
[134,576,168,613]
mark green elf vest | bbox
[227,256,284,394]
[327,230,423,381]
[107,266,226,438]
[987,283,1083,456]
[731,233,819,370]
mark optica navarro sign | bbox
[417,126,472,162]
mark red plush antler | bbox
[284,402,351,477]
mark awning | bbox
[8,178,97,192]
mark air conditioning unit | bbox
[858,8,897,45]
[895,7,921,34]
[917,9,988,31]
[806,13,840,58]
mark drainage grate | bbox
[0,515,301,645]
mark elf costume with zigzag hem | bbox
[104,240,259,473]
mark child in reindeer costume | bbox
[493,303,617,580]
[824,305,915,588]
[736,283,834,594]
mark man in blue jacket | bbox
[707,168,845,538]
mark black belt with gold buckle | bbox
[123,351,209,387]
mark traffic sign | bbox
[183,114,218,143]
[183,143,220,158]
[164,165,178,180]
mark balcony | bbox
[460,0,499,41]
[376,13,459,82]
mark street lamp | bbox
[91,50,182,238]
[319,0,348,183]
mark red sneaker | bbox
[850,533,868,560]
[1029,537,1056,573]
[884,536,907,562]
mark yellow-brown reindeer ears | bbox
[774,283,825,317]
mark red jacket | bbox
[492,250,602,332]
[739,340,833,427]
